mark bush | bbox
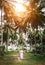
[32,44,43,55]
[0,46,5,56]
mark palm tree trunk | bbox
[6,28,9,52]
[30,39,32,51]
[34,33,37,55]
[41,32,42,44]
[1,7,3,46]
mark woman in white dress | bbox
[20,48,24,59]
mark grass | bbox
[0,51,45,65]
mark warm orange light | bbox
[12,0,30,27]
[14,0,30,17]
[15,3,27,17]
[7,0,30,27]
[4,0,40,28]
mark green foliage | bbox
[39,13,45,23]
[0,46,5,56]
[3,31,8,42]
[42,29,45,44]
[35,31,41,43]
[10,32,18,40]
[32,43,45,55]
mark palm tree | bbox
[0,0,5,45]
[0,0,18,51]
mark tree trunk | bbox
[6,28,9,52]
[1,7,3,46]
[34,34,37,55]
[30,39,32,51]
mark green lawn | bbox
[0,51,45,65]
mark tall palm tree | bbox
[0,0,18,51]
[0,0,5,45]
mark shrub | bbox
[0,46,5,56]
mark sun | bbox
[8,0,30,27]
[14,0,30,17]
[15,3,27,17]
[4,0,40,28]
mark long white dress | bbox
[20,50,24,59]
